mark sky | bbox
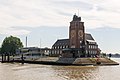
[0,0,120,53]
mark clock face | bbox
[71,30,75,38]
[78,30,83,38]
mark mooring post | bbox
[1,54,3,63]
[12,54,14,62]
[7,53,10,62]
[4,54,6,62]
[21,54,24,64]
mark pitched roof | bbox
[52,39,69,46]
[85,33,94,40]
[52,33,96,46]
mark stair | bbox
[73,58,95,65]
[57,58,76,64]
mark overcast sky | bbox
[0,0,120,53]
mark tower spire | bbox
[73,13,81,21]
[74,13,76,15]
[78,9,79,16]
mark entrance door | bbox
[73,53,75,58]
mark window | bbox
[89,45,91,49]
[55,50,56,54]
[89,51,91,54]
[93,51,94,54]
[51,51,53,54]
[91,51,92,54]
[95,51,97,54]
[60,50,62,54]
[95,46,97,49]
[59,50,60,54]
[54,51,55,54]
[80,46,82,48]
[66,46,68,48]
[80,41,82,43]
[76,23,78,26]
[57,50,59,54]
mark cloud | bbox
[51,0,93,11]
[0,0,120,35]
[0,27,30,35]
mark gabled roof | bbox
[52,39,69,46]
[85,33,97,44]
[85,33,94,40]
[52,33,96,46]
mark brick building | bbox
[50,14,100,58]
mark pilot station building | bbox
[50,15,100,58]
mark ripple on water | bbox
[50,66,99,80]
[0,59,120,80]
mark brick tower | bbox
[69,14,85,49]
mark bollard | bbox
[7,53,10,62]
[1,54,3,63]
[21,54,24,64]
[12,54,14,62]
[4,54,6,62]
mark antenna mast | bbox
[26,36,27,47]
[78,9,79,16]
[40,38,41,48]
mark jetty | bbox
[0,56,119,66]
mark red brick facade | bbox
[69,15,85,48]
[50,14,101,57]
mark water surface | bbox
[0,58,120,80]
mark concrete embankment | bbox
[75,58,119,65]
[57,57,119,66]
[0,57,119,66]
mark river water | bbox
[0,58,120,80]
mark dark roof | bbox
[63,48,82,51]
[21,47,39,50]
[52,33,95,47]
[52,39,69,46]
[41,47,51,50]
[85,33,94,40]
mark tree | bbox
[1,36,23,55]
